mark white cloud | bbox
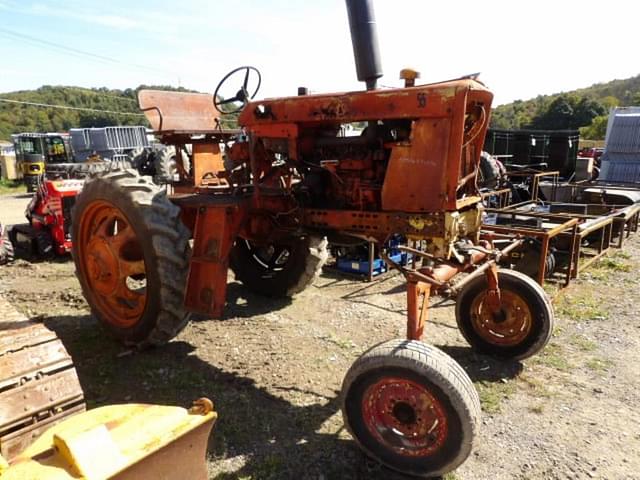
[27,3,142,30]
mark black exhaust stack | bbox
[346,0,383,90]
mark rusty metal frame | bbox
[481,190,639,285]
[480,187,511,209]
[482,211,579,286]
[565,216,613,279]
[548,202,640,250]
[535,179,640,250]
[506,170,560,203]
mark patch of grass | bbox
[443,473,461,480]
[556,293,607,322]
[585,268,607,281]
[533,343,572,372]
[251,454,284,479]
[319,333,357,350]
[585,357,614,372]
[569,334,597,352]
[528,404,544,414]
[518,375,553,398]
[615,251,631,260]
[597,256,631,272]
[476,380,517,414]
[542,282,560,297]
[0,178,26,195]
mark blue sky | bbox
[0,0,638,106]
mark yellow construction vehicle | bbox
[11,133,71,192]
[0,295,217,479]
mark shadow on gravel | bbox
[189,282,293,322]
[438,345,524,382]
[44,313,432,479]
[12,193,33,200]
[7,237,73,264]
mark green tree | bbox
[600,95,619,109]
[528,95,605,130]
[573,97,606,126]
[579,115,609,140]
[0,84,201,141]
[529,95,575,129]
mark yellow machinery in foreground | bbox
[0,398,216,480]
[0,295,216,479]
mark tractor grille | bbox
[62,196,76,237]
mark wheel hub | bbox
[77,200,147,328]
[362,377,448,457]
[86,237,119,295]
[471,290,532,345]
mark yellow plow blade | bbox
[0,296,85,461]
[1,398,216,480]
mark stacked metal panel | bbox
[600,107,640,183]
[68,126,150,162]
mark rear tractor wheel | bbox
[455,269,554,360]
[72,169,191,347]
[0,225,14,265]
[230,236,328,297]
[152,145,190,184]
[341,339,480,478]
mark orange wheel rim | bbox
[470,290,532,346]
[77,200,147,328]
[362,377,449,457]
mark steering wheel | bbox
[213,66,262,114]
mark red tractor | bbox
[11,163,114,258]
[70,1,553,476]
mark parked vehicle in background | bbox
[11,126,182,191]
[11,133,71,191]
[578,147,604,164]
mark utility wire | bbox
[0,27,179,81]
[0,98,145,116]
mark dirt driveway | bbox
[0,192,30,226]
[1,235,639,480]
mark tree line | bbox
[3,75,640,142]
[491,74,640,139]
[0,85,238,141]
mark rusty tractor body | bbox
[71,0,554,476]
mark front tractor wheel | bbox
[230,236,328,298]
[72,169,191,347]
[455,269,554,360]
[342,339,480,478]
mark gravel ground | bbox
[0,192,30,226]
[0,193,639,479]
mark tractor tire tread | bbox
[455,269,554,360]
[342,339,480,477]
[72,169,190,348]
[0,232,14,265]
[288,236,329,296]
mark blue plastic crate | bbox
[336,251,404,276]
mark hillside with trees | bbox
[2,75,639,142]
[0,85,238,141]
[491,74,640,139]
